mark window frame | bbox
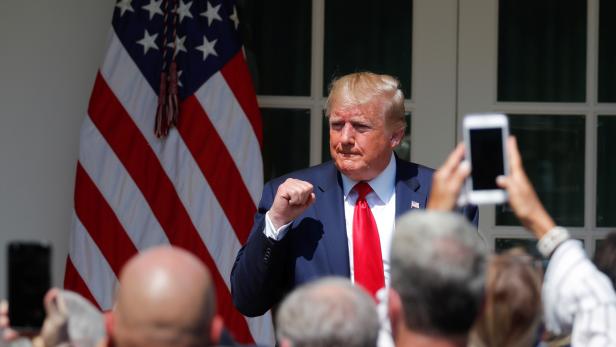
[459,0,616,255]
[255,0,416,167]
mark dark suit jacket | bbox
[230,157,478,317]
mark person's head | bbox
[593,231,616,289]
[22,288,106,347]
[326,72,406,181]
[111,246,222,347]
[389,211,486,344]
[470,248,543,347]
[57,289,107,347]
[276,277,380,347]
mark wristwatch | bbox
[537,226,570,258]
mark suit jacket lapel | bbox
[314,162,351,278]
[395,158,427,219]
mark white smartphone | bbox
[463,113,509,205]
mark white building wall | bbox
[0,0,113,298]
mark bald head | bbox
[112,246,218,347]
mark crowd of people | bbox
[2,72,616,347]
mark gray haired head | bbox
[276,277,379,347]
[62,290,106,346]
[391,210,487,337]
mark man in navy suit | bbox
[231,72,477,318]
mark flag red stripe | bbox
[178,96,256,244]
[221,51,263,146]
[75,162,139,274]
[64,257,101,310]
[88,73,254,343]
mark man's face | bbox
[329,100,403,181]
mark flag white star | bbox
[136,30,159,54]
[116,0,134,17]
[196,35,218,61]
[229,6,240,29]
[142,0,163,20]
[167,35,187,58]
[200,2,222,26]
[175,0,193,23]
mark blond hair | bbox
[326,72,406,130]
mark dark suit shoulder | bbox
[415,162,435,179]
[396,158,434,172]
[396,158,434,180]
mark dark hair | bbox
[392,211,487,337]
[593,232,616,289]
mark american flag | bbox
[63,0,273,344]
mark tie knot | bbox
[354,182,373,200]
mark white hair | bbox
[276,277,379,347]
[62,290,106,347]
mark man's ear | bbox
[209,315,224,345]
[388,288,403,339]
[279,337,292,347]
[390,127,405,148]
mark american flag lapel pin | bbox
[411,201,420,209]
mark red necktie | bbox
[352,182,385,298]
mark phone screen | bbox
[8,242,51,329]
[469,128,505,190]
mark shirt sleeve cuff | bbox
[263,211,292,241]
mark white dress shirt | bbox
[542,238,616,346]
[339,153,397,286]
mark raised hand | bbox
[427,143,471,211]
[496,136,555,238]
[268,178,316,229]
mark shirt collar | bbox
[341,153,397,203]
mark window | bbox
[496,115,585,227]
[598,0,616,102]
[261,109,311,181]
[498,0,586,102]
[491,0,615,253]
[596,116,616,227]
[238,0,413,179]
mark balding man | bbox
[101,246,223,347]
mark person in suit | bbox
[231,72,478,318]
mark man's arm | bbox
[430,139,616,344]
[230,181,289,317]
[541,239,616,344]
[497,137,616,344]
[230,178,315,317]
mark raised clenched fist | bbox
[268,178,316,229]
